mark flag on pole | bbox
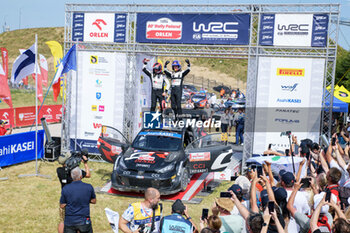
[39,54,48,87]
[1,48,9,78]
[52,44,76,102]
[19,49,43,103]
[0,63,12,108]
[46,41,64,101]
[11,43,36,84]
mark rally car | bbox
[191,93,208,109]
[97,124,233,195]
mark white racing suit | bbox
[143,65,170,112]
[164,65,190,116]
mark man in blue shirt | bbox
[160,199,197,233]
[60,167,96,233]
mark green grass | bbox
[0,88,63,109]
[0,160,232,233]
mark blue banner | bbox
[136,13,250,45]
[259,14,275,46]
[72,13,85,42]
[311,14,329,47]
[70,139,99,154]
[0,130,44,167]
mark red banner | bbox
[15,106,37,127]
[0,48,8,78]
[40,105,62,123]
[0,108,14,129]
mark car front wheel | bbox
[180,168,189,191]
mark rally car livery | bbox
[98,125,233,194]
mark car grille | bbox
[120,176,172,189]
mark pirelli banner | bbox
[259,14,328,47]
[136,13,250,45]
[253,57,325,154]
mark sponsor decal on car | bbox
[189,152,211,162]
[111,146,122,154]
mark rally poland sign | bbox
[146,18,182,40]
[84,13,115,42]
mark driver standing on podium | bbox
[142,59,170,113]
[164,59,191,117]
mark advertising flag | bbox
[39,54,48,87]
[11,43,36,84]
[46,41,63,100]
[1,48,9,78]
[0,63,12,108]
[52,44,76,102]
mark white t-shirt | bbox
[286,190,311,233]
[122,204,160,233]
[231,200,250,216]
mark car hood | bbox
[122,148,175,171]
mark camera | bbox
[138,224,145,233]
[64,149,89,177]
[280,131,292,137]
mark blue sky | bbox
[1,0,349,50]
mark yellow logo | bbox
[90,55,98,64]
[277,68,304,76]
[91,105,97,111]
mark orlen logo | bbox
[91,19,108,38]
[193,21,238,32]
[92,19,107,30]
[277,68,304,77]
[93,123,102,129]
[2,112,9,119]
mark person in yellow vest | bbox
[119,188,162,233]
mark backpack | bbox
[307,215,331,233]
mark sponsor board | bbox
[259,14,328,47]
[72,13,127,42]
[277,68,304,76]
[137,13,250,45]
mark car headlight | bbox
[157,163,175,173]
[118,158,127,170]
[165,151,181,162]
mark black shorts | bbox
[64,223,93,233]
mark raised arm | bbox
[163,60,172,78]
[261,173,276,203]
[182,59,191,77]
[319,149,329,173]
[230,190,250,221]
[142,59,152,78]
[287,181,302,217]
[310,194,326,232]
[295,158,306,182]
[250,170,259,213]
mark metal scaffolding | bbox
[63,4,340,167]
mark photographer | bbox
[57,151,91,188]
[57,151,91,233]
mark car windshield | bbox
[192,94,206,99]
[132,131,182,151]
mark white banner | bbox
[84,13,116,42]
[133,54,155,138]
[70,51,126,141]
[253,57,325,154]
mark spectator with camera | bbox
[57,151,91,233]
[119,187,162,233]
[60,167,96,233]
[160,199,198,233]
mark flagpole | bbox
[19,34,50,179]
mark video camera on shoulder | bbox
[63,149,89,176]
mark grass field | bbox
[0,160,232,233]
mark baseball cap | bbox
[281,171,295,185]
[234,176,251,193]
[279,169,287,177]
[172,199,185,214]
[228,184,243,195]
[272,186,287,204]
[0,119,5,125]
[215,198,234,212]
